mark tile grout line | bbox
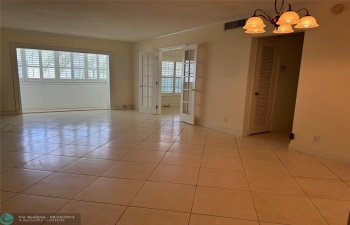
[266,136,331,225]
[235,138,260,224]
[113,114,180,225]
[187,128,207,225]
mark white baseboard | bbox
[196,121,244,136]
[289,141,350,164]
[22,107,108,113]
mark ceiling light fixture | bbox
[243,0,319,34]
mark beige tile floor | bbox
[1,110,350,225]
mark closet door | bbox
[249,39,279,134]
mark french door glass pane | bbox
[182,102,192,115]
[175,78,181,93]
[176,62,182,77]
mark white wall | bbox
[20,82,109,113]
[0,28,133,115]
[289,2,350,162]
[133,21,255,135]
[161,95,180,107]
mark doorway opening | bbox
[12,45,111,114]
[159,48,183,115]
[139,45,198,124]
[248,32,305,135]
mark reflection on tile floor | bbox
[1,110,349,225]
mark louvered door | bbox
[249,39,279,134]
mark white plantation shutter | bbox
[59,51,72,79]
[16,49,23,78]
[25,49,40,78]
[73,53,85,79]
[16,48,109,82]
[98,55,108,80]
[87,54,97,79]
[42,50,55,79]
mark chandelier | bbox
[243,0,319,34]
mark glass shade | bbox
[277,11,300,25]
[295,15,319,28]
[273,25,294,34]
[245,27,266,34]
[243,16,266,30]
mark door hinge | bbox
[156,105,158,109]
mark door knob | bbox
[254,92,260,96]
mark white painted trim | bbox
[22,107,109,114]
[158,45,186,51]
[289,141,350,164]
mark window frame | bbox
[15,46,111,83]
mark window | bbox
[16,48,109,82]
[161,61,182,94]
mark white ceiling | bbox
[1,0,313,42]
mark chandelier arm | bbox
[274,0,285,14]
[296,8,310,16]
[253,9,271,22]
[281,4,291,14]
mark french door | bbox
[139,51,158,114]
[180,45,197,124]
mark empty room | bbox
[0,1,349,225]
